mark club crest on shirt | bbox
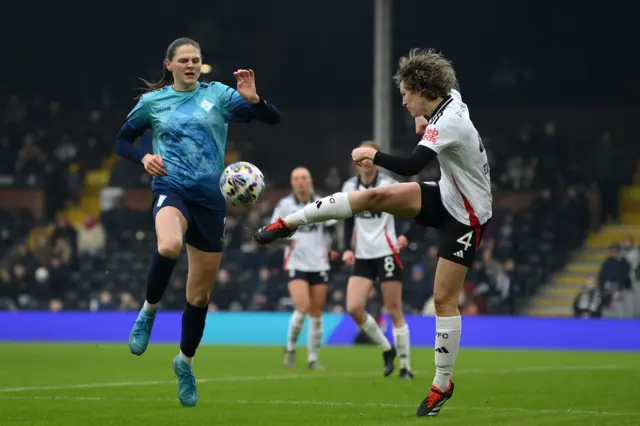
[199,99,214,112]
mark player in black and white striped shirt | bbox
[341,141,414,379]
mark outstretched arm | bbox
[352,121,458,176]
[222,70,280,124]
[372,145,437,176]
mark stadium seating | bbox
[0,95,627,316]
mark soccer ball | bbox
[220,161,266,207]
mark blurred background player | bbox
[342,141,414,379]
[270,167,339,370]
[114,37,280,406]
[253,49,491,417]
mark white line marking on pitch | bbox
[0,364,633,393]
[0,395,636,417]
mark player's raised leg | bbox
[307,281,328,370]
[253,183,422,245]
[129,204,185,356]
[285,278,310,368]
[346,275,397,375]
[381,279,414,379]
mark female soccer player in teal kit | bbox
[115,37,280,407]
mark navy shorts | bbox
[152,189,226,253]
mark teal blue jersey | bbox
[118,82,280,210]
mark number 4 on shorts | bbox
[457,231,474,251]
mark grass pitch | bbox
[0,343,638,425]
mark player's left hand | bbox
[352,147,377,164]
[234,69,260,104]
[395,235,409,251]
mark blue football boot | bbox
[128,308,156,356]
[173,355,198,407]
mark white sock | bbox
[286,310,306,351]
[433,315,461,390]
[284,192,353,227]
[179,351,193,367]
[307,316,323,363]
[361,313,392,351]
[393,323,411,370]
[143,301,157,312]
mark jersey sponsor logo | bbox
[423,127,439,144]
[356,211,383,219]
[155,106,171,113]
[199,99,214,112]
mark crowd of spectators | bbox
[0,93,620,316]
[573,238,640,318]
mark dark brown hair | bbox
[393,48,458,100]
[137,38,201,99]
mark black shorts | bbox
[352,255,404,282]
[152,189,226,253]
[287,269,330,286]
[415,182,489,267]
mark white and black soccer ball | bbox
[220,161,266,207]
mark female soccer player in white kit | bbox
[342,141,414,379]
[270,167,338,370]
[253,49,492,417]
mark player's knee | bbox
[187,292,210,308]
[433,292,458,316]
[295,302,310,315]
[157,236,182,258]
[367,187,390,211]
[386,304,403,323]
[347,304,366,322]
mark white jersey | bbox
[419,89,493,226]
[342,173,399,259]
[271,194,336,272]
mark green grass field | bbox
[0,344,638,425]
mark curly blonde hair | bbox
[393,49,458,100]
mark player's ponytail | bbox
[136,68,174,99]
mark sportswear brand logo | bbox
[453,250,464,258]
[423,127,439,144]
[315,201,322,209]
[435,347,449,354]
